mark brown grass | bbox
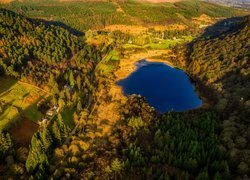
[11,118,39,147]
[115,50,174,82]
[192,14,214,25]
[104,24,187,34]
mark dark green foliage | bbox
[0,132,12,160]
[120,0,242,24]
[26,115,68,176]
[182,16,250,178]
[120,109,229,179]
[0,8,102,111]
[26,132,49,174]
[0,9,82,77]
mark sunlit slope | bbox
[185,15,250,178]
[0,0,246,31]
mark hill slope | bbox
[185,16,250,177]
[204,0,250,9]
[0,0,245,31]
[0,5,249,180]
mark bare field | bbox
[11,118,39,147]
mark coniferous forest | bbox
[0,1,249,179]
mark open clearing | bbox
[0,76,50,131]
[11,118,39,147]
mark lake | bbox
[117,60,202,113]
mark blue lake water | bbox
[117,60,202,113]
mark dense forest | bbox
[0,4,249,179]
[187,16,250,178]
[172,15,250,178]
[0,8,106,109]
[0,8,107,178]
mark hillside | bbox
[0,0,245,31]
[204,0,250,9]
[0,3,249,179]
[183,15,250,177]
[0,9,105,178]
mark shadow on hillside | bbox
[0,76,17,95]
[32,18,84,36]
[200,16,244,38]
[186,15,250,128]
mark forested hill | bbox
[0,8,105,111]
[0,9,107,178]
[185,15,250,177]
[0,0,246,31]
[188,15,249,109]
[0,8,82,77]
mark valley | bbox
[0,0,249,179]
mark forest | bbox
[0,0,245,31]
[0,1,249,179]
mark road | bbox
[64,52,110,145]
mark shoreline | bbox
[109,49,209,110]
[109,50,174,102]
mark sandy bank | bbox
[110,50,174,102]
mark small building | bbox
[38,118,48,125]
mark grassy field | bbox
[99,50,120,76]
[123,37,193,50]
[60,108,75,129]
[0,76,50,131]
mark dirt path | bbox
[18,81,52,95]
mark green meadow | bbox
[0,77,50,131]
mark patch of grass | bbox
[60,108,75,129]
[0,106,19,131]
[109,50,120,61]
[183,36,195,42]
[99,50,120,75]
[148,39,184,49]
[123,39,184,50]
[24,104,43,122]
[0,76,50,131]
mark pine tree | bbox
[77,100,83,112]
[76,74,82,90]
[69,71,75,87]
[0,132,12,160]
[111,158,123,172]
[52,121,62,144]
